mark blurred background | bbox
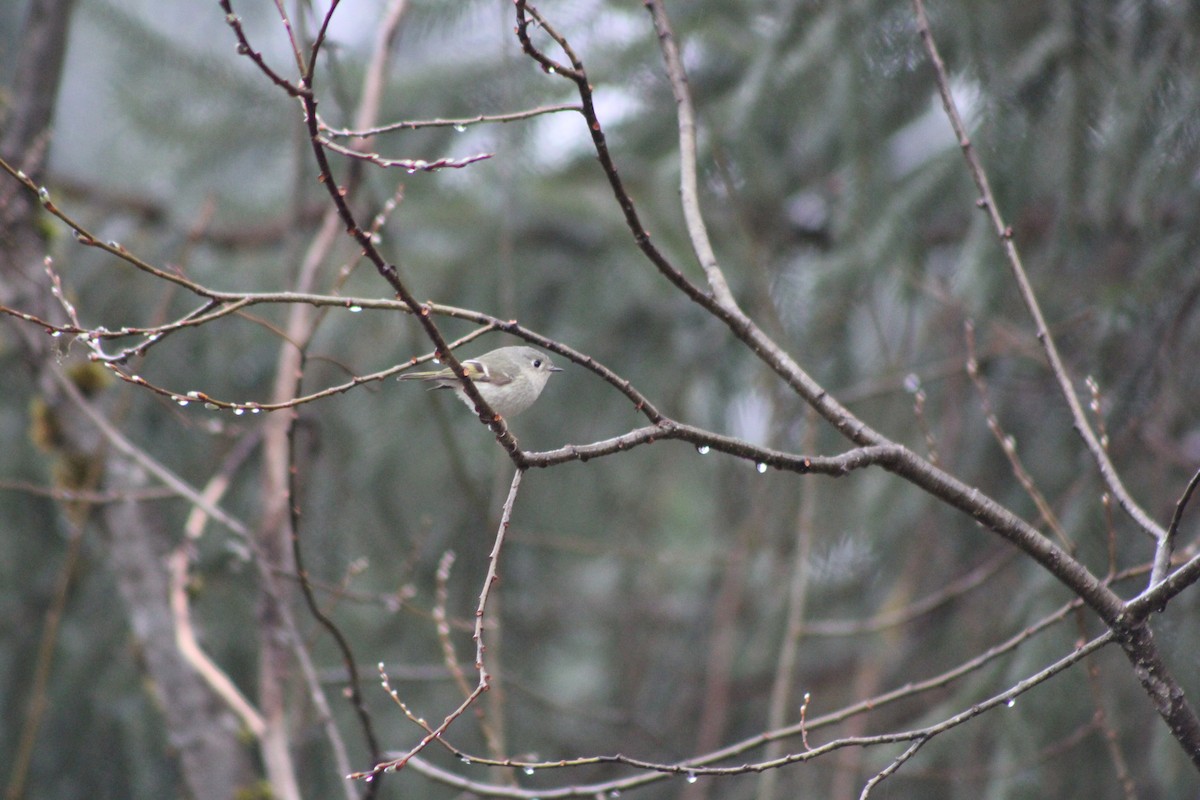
[4,1,1200,798]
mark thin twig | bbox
[757,412,817,800]
[858,737,928,800]
[320,104,582,137]
[644,0,736,308]
[92,325,496,414]
[287,369,376,795]
[1152,467,1200,587]
[316,138,494,172]
[433,551,507,756]
[398,634,1113,798]
[513,2,584,80]
[397,595,1097,777]
[350,469,525,782]
[911,0,1164,544]
[965,320,1071,548]
[220,0,305,96]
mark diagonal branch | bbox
[350,469,526,782]
[910,0,1165,545]
[1152,466,1200,586]
[400,632,1114,797]
[511,0,1130,632]
[319,104,582,138]
[644,0,737,308]
[909,0,1200,770]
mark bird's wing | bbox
[465,358,513,385]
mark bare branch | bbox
[316,138,494,172]
[1152,466,1200,586]
[218,0,307,96]
[858,738,928,800]
[400,634,1113,797]
[965,320,1071,547]
[51,367,251,538]
[168,547,266,737]
[644,0,737,309]
[320,104,583,138]
[910,0,1165,544]
[351,469,525,782]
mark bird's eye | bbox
[532,359,543,368]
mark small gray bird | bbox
[400,345,563,418]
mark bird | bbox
[399,345,563,418]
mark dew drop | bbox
[348,305,363,313]
[523,766,535,775]
[609,792,621,798]
[460,757,472,765]
[233,407,245,416]
[697,445,710,455]
[686,772,697,784]
[453,124,467,133]
[1006,698,1016,708]
[204,402,218,410]
[38,187,50,202]
[903,373,921,393]
[50,330,62,338]
[364,774,374,783]
[756,462,768,474]
[174,397,189,406]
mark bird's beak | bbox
[549,366,565,372]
